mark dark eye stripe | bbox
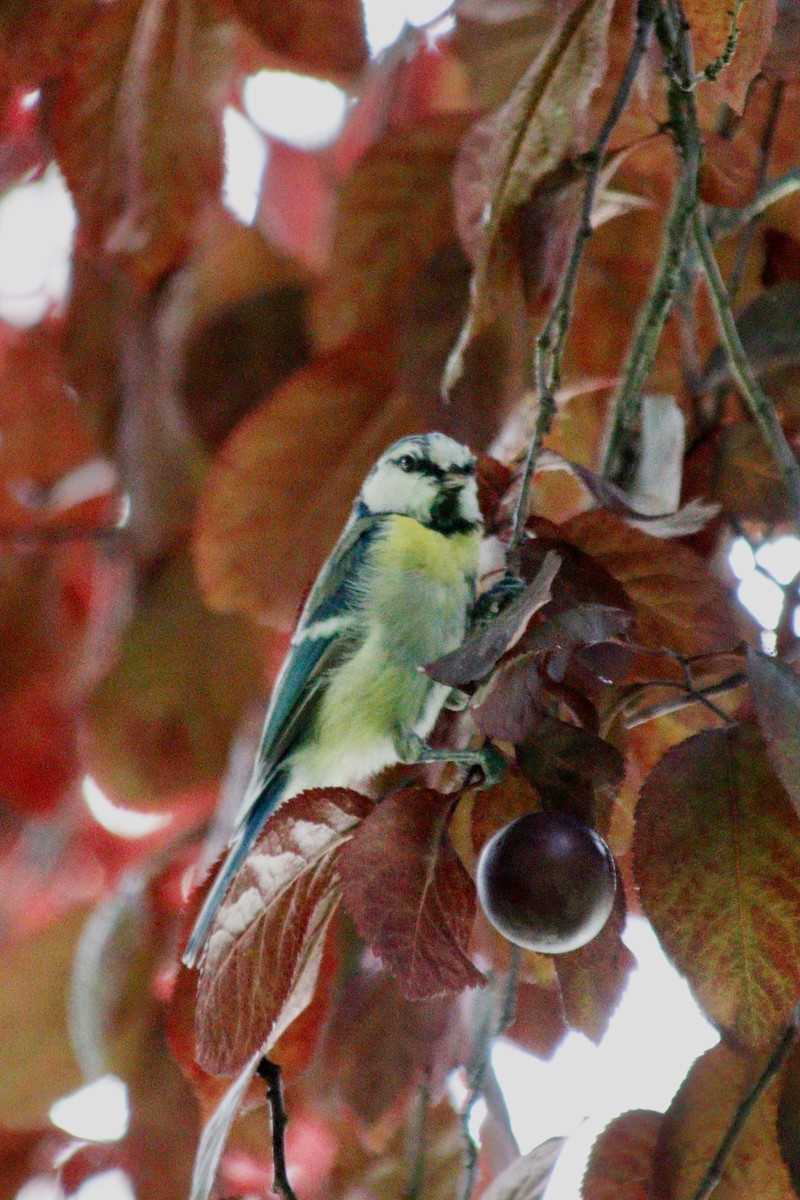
[392,456,474,479]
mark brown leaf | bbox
[169,217,312,449]
[338,787,486,1000]
[193,342,397,625]
[196,788,372,1075]
[315,116,471,350]
[582,1109,662,1200]
[702,281,800,391]
[0,322,105,531]
[654,1041,792,1199]
[471,653,546,744]
[319,967,451,1140]
[747,649,800,820]
[228,0,366,78]
[554,880,634,1043]
[712,421,791,523]
[0,0,96,85]
[504,979,568,1061]
[452,2,557,110]
[634,723,800,1050]
[698,131,761,208]
[517,715,625,825]
[0,909,85,1128]
[537,450,720,537]
[764,0,800,81]
[445,0,614,390]
[426,550,560,686]
[83,549,264,806]
[52,0,232,287]
[561,510,736,655]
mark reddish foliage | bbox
[339,788,485,1000]
[1,4,800,1199]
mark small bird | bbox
[183,432,490,968]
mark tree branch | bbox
[404,1077,431,1200]
[459,946,521,1200]
[601,4,702,483]
[508,0,656,559]
[690,1004,800,1200]
[693,209,800,522]
[712,168,800,238]
[258,1057,300,1200]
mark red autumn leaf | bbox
[167,213,312,450]
[0,1126,64,1200]
[0,678,79,814]
[560,510,736,655]
[554,880,634,1043]
[195,788,373,1076]
[582,1109,662,1200]
[0,0,97,86]
[698,131,760,208]
[469,769,542,859]
[517,715,625,826]
[338,787,486,1000]
[318,967,451,1137]
[471,652,546,744]
[634,723,800,1050]
[316,115,472,350]
[52,0,231,287]
[227,0,367,79]
[504,979,569,1061]
[256,137,335,271]
[654,1040,792,1199]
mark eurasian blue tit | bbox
[183,432,488,967]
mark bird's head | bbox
[358,433,481,534]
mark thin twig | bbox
[459,946,521,1200]
[693,209,800,522]
[690,1003,800,1200]
[258,1057,300,1200]
[612,670,747,729]
[724,79,785,302]
[602,4,702,484]
[404,1077,431,1200]
[713,169,800,238]
[507,0,656,561]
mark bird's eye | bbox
[397,455,416,472]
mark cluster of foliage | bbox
[3,0,800,1197]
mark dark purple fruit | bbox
[476,811,617,953]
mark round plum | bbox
[476,811,617,953]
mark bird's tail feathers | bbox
[182,773,286,969]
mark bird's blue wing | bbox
[183,515,386,968]
[233,514,386,821]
